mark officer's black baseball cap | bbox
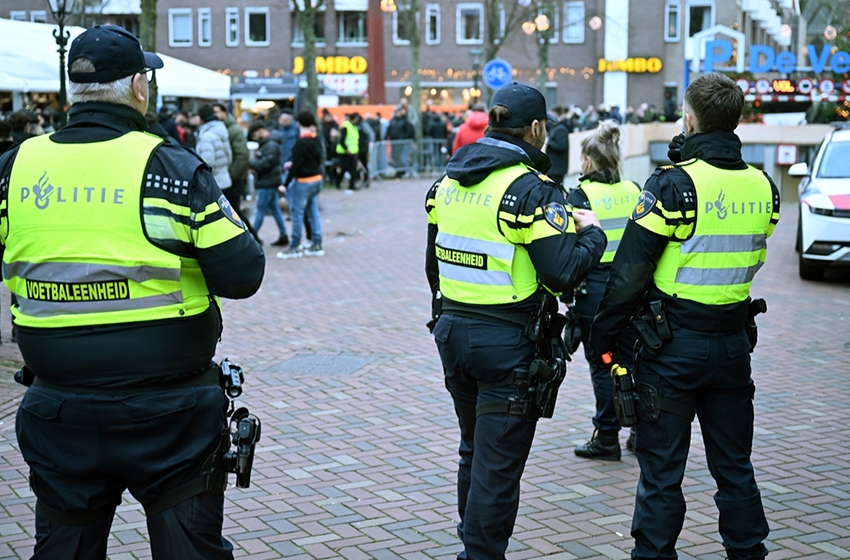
[68,25,163,84]
[489,82,558,128]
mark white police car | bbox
[790,125,850,280]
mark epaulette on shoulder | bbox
[652,165,675,176]
[536,172,556,185]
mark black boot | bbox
[626,427,636,452]
[575,429,621,461]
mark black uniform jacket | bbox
[426,131,606,317]
[0,102,266,388]
[588,131,781,358]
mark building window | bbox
[291,8,326,46]
[168,8,193,47]
[687,2,714,37]
[664,2,680,42]
[225,8,239,46]
[30,10,48,23]
[338,11,367,45]
[563,1,584,44]
[393,7,418,45]
[426,4,440,45]
[198,8,212,46]
[245,7,270,46]
[10,11,27,21]
[456,3,483,45]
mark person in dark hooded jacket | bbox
[425,82,606,560]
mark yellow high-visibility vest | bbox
[652,159,773,305]
[432,164,540,305]
[335,120,360,155]
[4,132,213,328]
[579,179,640,263]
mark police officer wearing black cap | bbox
[0,25,264,558]
[426,82,606,560]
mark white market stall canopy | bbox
[0,18,230,99]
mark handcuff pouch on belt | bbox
[476,293,568,421]
[628,300,673,355]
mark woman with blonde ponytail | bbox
[568,120,642,461]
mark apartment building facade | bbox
[2,0,798,112]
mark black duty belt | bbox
[32,364,221,396]
[440,301,529,328]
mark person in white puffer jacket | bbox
[196,104,232,190]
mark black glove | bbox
[667,133,686,163]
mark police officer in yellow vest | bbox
[566,121,641,461]
[335,112,360,190]
[0,25,264,558]
[590,73,779,560]
[426,82,606,560]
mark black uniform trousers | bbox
[575,279,636,433]
[433,314,537,560]
[16,385,234,560]
[335,153,359,189]
[631,327,769,560]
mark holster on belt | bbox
[744,298,767,352]
[476,293,568,421]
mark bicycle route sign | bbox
[482,59,513,90]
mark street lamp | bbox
[469,48,483,101]
[46,0,76,128]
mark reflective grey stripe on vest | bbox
[439,263,513,286]
[4,261,181,283]
[680,234,767,254]
[16,292,184,318]
[436,232,515,260]
[18,291,183,317]
[606,239,621,254]
[599,217,629,231]
[675,262,764,286]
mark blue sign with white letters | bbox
[482,59,513,90]
[705,39,850,74]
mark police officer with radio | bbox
[426,82,606,560]
[0,25,264,558]
[590,73,779,560]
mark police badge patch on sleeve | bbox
[218,194,245,228]
[632,191,657,220]
[543,202,569,232]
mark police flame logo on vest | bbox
[439,184,493,207]
[23,172,125,210]
[705,190,771,220]
[598,193,639,211]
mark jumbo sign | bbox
[705,39,850,74]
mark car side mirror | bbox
[788,162,808,177]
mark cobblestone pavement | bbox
[0,177,848,559]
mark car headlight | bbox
[808,206,850,218]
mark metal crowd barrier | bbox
[367,138,450,181]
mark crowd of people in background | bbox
[0,95,684,259]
